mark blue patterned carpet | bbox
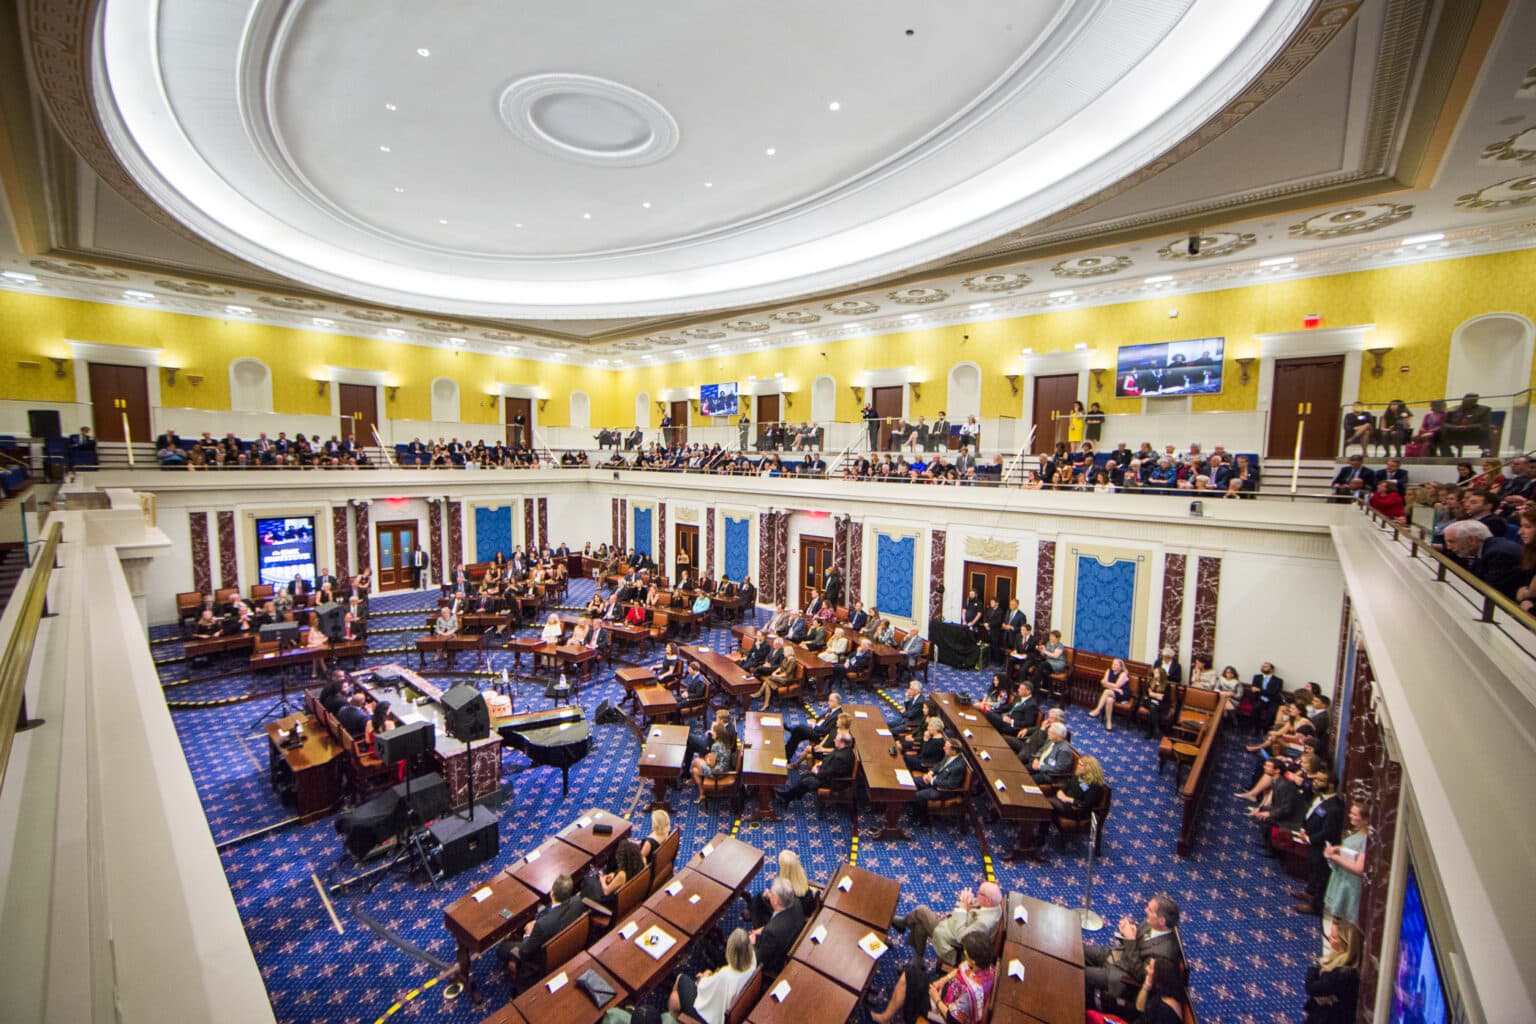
[152,581,1312,1023]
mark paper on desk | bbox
[577,816,591,828]
[689,893,701,904]
[838,874,853,892]
[1008,959,1025,981]
[472,886,492,903]
[1022,785,1043,795]
[875,728,891,737]
[858,932,888,959]
[770,979,791,1002]
[636,925,678,960]
[894,769,915,787]
[525,848,541,862]
[962,713,977,721]
[772,757,788,768]
[980,751,992,761]
[853,711,869,719]
[995,779,1007,791]
[1014,906,1028,924]
[701,842,715,857]
[548,971,569,993]
[665,880,683,895]
[761,716,782,727]
[618,921,639,940]
[810,924,828,944]
[963,729,974,739]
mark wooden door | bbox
[88,363,151,443]
[339,383,377,446]
[674,524,699,581]
[1031,374,1078,454]
[668,400,689,446]
[871,386,903,450]
[376,520,418,591]
[1267,356,1344,459]
[505,397,532,447]
[756,394,780,449]
[798,535,834,611]
[963,561,1018,609]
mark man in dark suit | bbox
[678,663,708,703]
[928,412,949,453]
[1000,598,1027,651]
[785,613,810,644]
[1008,707,1064,759]
[785,694,842,765]
[1444,520,1527,598]
[775,733,855,803]
[751,877,807,974]
[1329,455,1374,503]
[846,600,870,632]
[832,639,873,686]
[1248,662,1284,728]
[1294,773,1345,915]
[914,738,968,822]
[890,680,926,734]
[335,692,371,738]
[1028,722,1075,785]
[750,637,785,679]
[411,546,429,589]
[986,682,1038,737]
[316,567,338,592]
[1377,457,1409,493]
[822,567,844,609]
[287,575,311,600]
[982,599,1005,663]
[1084,894,1182,1006]
[496,874,584,981]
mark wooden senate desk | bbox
[643,867,736,933]
[639,724,690,810]
[679,643,760,709]
[635,684,680,724]
[740,711,788,822]
[1006,892,1086,967]
[789,904,894,994]
[745,960,858,1024]
[819,862,902,931]
[684,833,765,893]
[511,951,626,1024]
[444,871,542,1005]
[586,908,690,995]
[992,941,1086,1024]
[249,635,365,676]
[264,713,341,822]
[552,807,632,861]
[842,703,918,840]
[415,632,490,669]
[931,692,1054,860]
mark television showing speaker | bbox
[1114,336,1226,397]
[255,515,317,588]
[700,382,739,418]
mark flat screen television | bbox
[1389,866,1450,1024]
[255,515,317,588]
[700,382,739,418]
[1115,337,1226,397]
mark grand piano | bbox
[496,706,591,796]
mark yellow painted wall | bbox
[2,249,1533,426]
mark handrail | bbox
[1336,386,1535,415]
[1361,506,1536,632]
[0,520,63,798]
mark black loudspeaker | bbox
[393,771,450,823]
[428,807,499,878]
[376,720,435,764]
[441,683,490,742]
[336,790,402,860]
[28,409,63,440]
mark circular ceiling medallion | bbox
[962,271,1030,292]
[480,329,526,342]
[1157,231,1257,260]
[258,294,326,311]
[499,74,679,167]
[722,319,771,333]
[769,310,821,324]
[682,327,726,340]
[1480,127,1536,163]
[154,278,235,297]
[887,286,949,304]
[417,318,463,332]
[1288,204,1412,239]
[348,308,403,323]
[1455,175,1536,211]
[1051,254,1131,278]
[30,259,127,281]
[824,300,879,316]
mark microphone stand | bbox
[1080,811,1105,931]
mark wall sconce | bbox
[1004,374,1021,396]
[316,379,329,395]
[184,374,205,387]
[655,400,667,414]
[16,360,41,371]
[1090,368,1107,393]
[1234,357,1256,385]
[849,385,865,403]
[47,357,68,379]
[479,396,496,408]
[386,386,399,402]
[537,399,549,412]
[1365,347,1392,378]
[162,367,181,386]
[690,399,701,415]
[910,383,922,402]
[782,392,795,409]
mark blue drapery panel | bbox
[724,516,750,581]
[473,505,513,563]
[1072,554,1137,658]
[633,507,654,556]
[875,534,916,619]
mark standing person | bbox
[412,545,429,589]
[1303,921,1363,1024]
[1067,400,1086,445]
[1320,802,1368,950]
[1085,402,1106,443]
[511,409,527,448]
[928,410,950,453]
[863,402,880,451]
[737,411,751,450]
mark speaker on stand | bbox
[1079,812,1105,931]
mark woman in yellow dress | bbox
[1067,400,1086,445]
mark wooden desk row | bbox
[930,693,1055,861]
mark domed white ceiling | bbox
[92,0,1307,320]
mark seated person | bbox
[890,679,927,733]
[688,724,737,800]
[1084,894,1182,1009]
[750,877,807,976]
[905,716,947,772]
[785,693,843,765]
[191,608,221,638]
[665,927,757,1024]
[891,881,1003,969]
[494,874,584,983]
[635,809,672,864]
[335,691,373,738]
[318,670,352,716]
[748,849,821,928]
[581,839,644,913]
[753,642,799,709]
[678,662,709,703]
[539,613,563,644]
[774,732,855,803]
[913,737,968,823]
[870,930,997,1024]
[1027,722,1076,785]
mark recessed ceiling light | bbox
[394,186,406,193]
[387,328,404,337]
[703,182,713,189]
[848,322,862,330]
[774,372,784,378]
[416,48,431,57]
[642,354,653,360]
[123,290,155,301]
[828,101,841,112]
[224,304,252,315]
[514,222,524,229]
[1143,275,1173,284]
[746,337,760,344]
[384,103,398,111]
[970,302,990,310]
[1021,347,1033,355]
[902,314,920,321]
[1259,256,1294,267]
[582,212,591,220]
[3,271,38,283]
[765,147,776,156]
[641,201,652,209]
[707,344,720,351]
[672,349,684,356]
[438,218,448,225]
[1401,232,1444,246]
[1074,342,1088,350]
[379,145,391,153]
[595,359,609,366]
[503,345,518,354]
[448,336,466,346]
[313,317,334,327]
[794,331,807,336]
[1050,290,1074,298]
[551,353,567,360]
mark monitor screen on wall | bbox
[1115,337,1225,397]
[1389,866,1451,1024]
[700,382,740,417]
[255,516,317,588]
